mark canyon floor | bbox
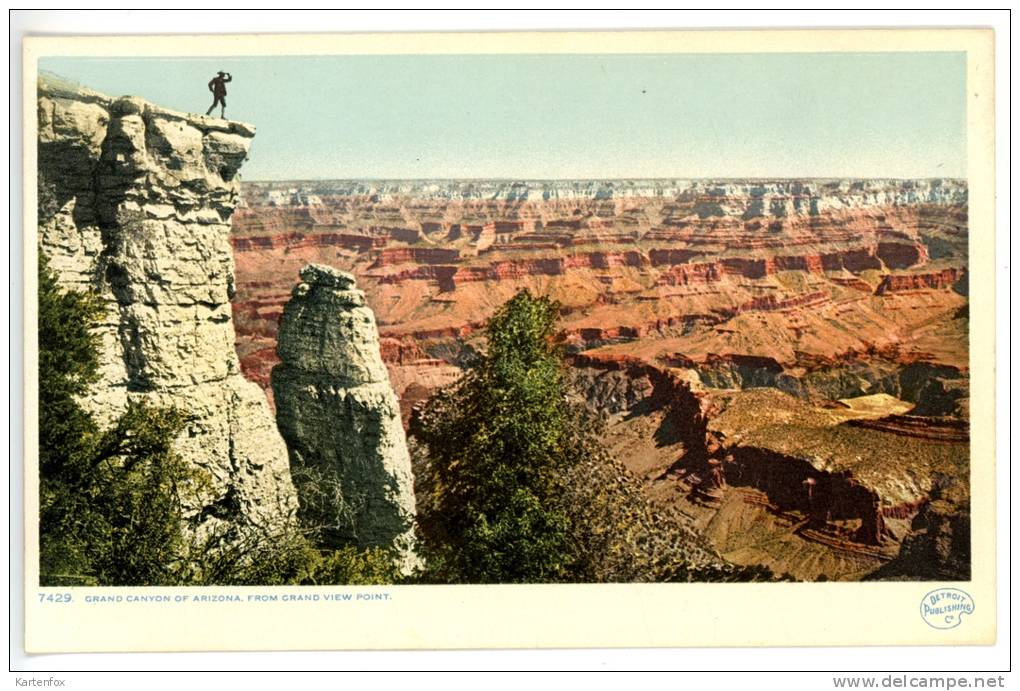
[229,179,970,581]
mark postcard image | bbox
[22,28,995,652]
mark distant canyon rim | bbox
[230,177,971,581]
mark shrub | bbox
[37,255,192,585]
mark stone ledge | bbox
[39,70,257,139]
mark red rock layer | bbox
[845,414,969,443]
[230,232,387,253]
[726,290,831,317]
[371,247,461,267]
[656,262,723,286]
[875,268,966,295]
[563,313,724,346]
[830,276,874,292]
[378,337,427,364]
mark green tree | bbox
[303,546,403,586]
[37,255,193,585]
[37,254,103,481]
[410,290,576,582]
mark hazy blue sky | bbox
[40,52,966,180]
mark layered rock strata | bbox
[37,74,299,540]
[230,179,969,425]
[271,264,417,569]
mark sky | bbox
[40,52,967,180]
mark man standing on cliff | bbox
[205,71,232,118]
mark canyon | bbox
[231,177,970,580]
[36,73,970,582]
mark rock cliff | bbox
[865,478,971,581]
[37,74,299,543]
[271,264,417,569]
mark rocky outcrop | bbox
[846,414,969,443]
[271,264,417,569]
[230,231,387,253]
[821,247,884,272]
[876,241,929,269]
[875,268,966,295]
[37,74,299,540]
[725,290,831,317]
[655,261,723,286]
[571,353,712,451]
[866,478,970,581]
[648,248,703,266]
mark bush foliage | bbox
[38,256,195,585]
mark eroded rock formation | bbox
[271,264,417,569]
[866,477,971,581]
[37,74,299,542]
[570,350,969,579]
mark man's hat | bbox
[217,71,226,76]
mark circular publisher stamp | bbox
[920,588,975,629]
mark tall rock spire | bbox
[272,264,418,571]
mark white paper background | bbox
[7,8,1013,680]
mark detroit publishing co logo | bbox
[920,588,975,629]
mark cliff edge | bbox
[37,73,299,542]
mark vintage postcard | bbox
[22,28,995,652]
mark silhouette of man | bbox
[206,71,232,118]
